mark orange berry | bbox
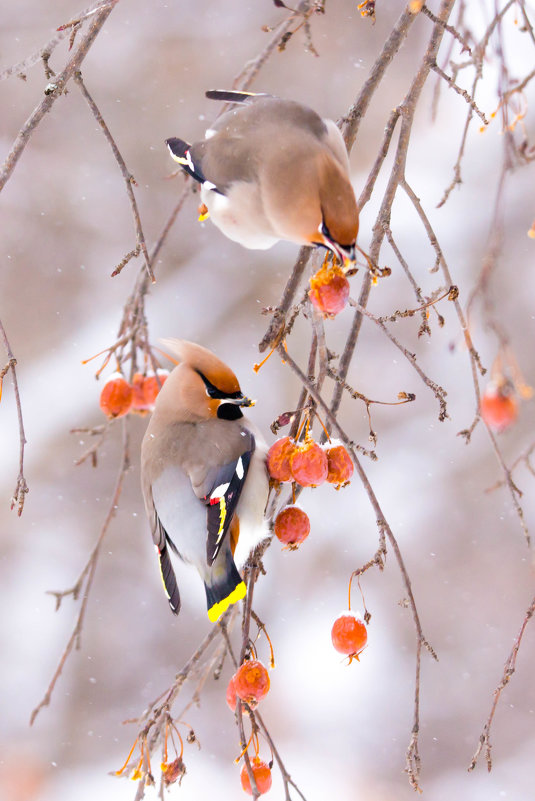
[267,436,296,482]
[331,611,367,660]
[274,506,310,549]
[99,372,133,418]
[161,757,186,785]
[240,758,272,796]
[309,265,350,317]
[131,372,148,410]
[326,444,354,488]
[226,673,238,711]
[480,383,518,432]
[290,439,328,487]
[233,660,270,707]
[143,369,169,406]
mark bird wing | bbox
[202,444,254,566]
[146,489,181,615]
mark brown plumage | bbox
[141,340,269,622]
[166,91,359,265]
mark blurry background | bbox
[1,1,535,799]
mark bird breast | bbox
[201,182,279,250]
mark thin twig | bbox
[0,318,29,514]
[279,344,437,791]
[259,6,419,354]
[73,71,155,283]
[431,61,488,124]
[422,2,472,54]
[0,0,115,80]
[346,297,449,421]
[0,1,118,192]
[469,594,535,772]
[329,0,457,424]
[31,418,130,724]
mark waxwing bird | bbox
[166,90,359,267]
[141,340,269,623]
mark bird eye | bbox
[196,369,242,401]
[320,221,331,239]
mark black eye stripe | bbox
[196,369,242,401]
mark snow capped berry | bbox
[309,264,350,317]
[326,444,354,488]
[226,673,238,711]
[480,383,518,432]
[290,439,328,487]
[331,611,368,661]
[267,436,296,482]
[143,369,169,406]
[274,506,310,549]
[240,758,272,796]
[99,372,134,418]
[131,372,149,411]
[233,660,270,707]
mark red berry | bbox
[480,383,518,432]
[309,265,350,317]
[326,444,354,488]
[226,674,238,711]
[267,437,296,482]
[290,439,328,487]
[331,612,367,661]
[99,372,133,418]
[274,506,310,549]
[240,758,272,796]
[161,757,186,785]
[233,660,270,707]
[143,369,169,406]
[131,372,149,411]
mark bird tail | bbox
[158,543,181,615]
[205,89,270,104]
[165,137,205,183]
[204,550,246,623]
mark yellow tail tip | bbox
[207,581,247,622]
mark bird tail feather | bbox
[158,544,181,615]
[205,553,246,623]
[205,89,270,104]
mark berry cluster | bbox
[226,659,273,796]
[267,435,354,548]
[267,436,354,489]
[99,369,169,419]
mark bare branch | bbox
[31,419,130,724]
[278,344,437,791]
[0,318,29,514]
[0,1,118,192]
[469,594,535,772]
[73,71,155,283]
[431,61,488,123]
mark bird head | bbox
[266,150,359,267]
[157,339,254,422]
[314,155,359,268]
[315,220,357,269]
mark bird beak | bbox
[339,244,356,270]
[236,394,255,408]
[223,393,255,408]
[321,236,356,271]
